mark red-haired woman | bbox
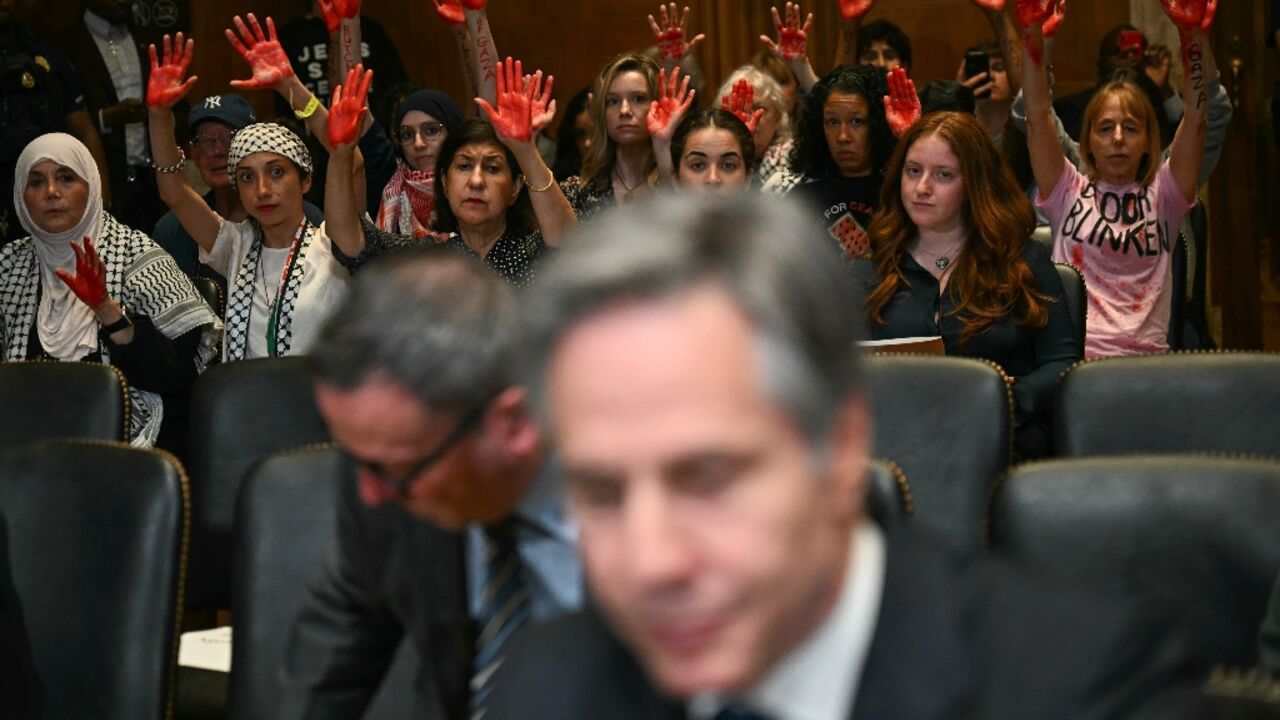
[849,111,1079,456]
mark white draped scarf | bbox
[12,133,104,360]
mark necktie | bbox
[713,705,774,720]
[470,520,531,719]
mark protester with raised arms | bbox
[147,26,351,361]
[1021,0,1214,357]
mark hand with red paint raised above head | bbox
[648,3,706,62]
[526,70,557,135]
[431,0,466,25]
[226,14,294,90]
[645,66,696,143]
[1015,0,1055,32]
[1161,0,1216,34]
[54,237,109,311]
[146,33,197,109]
[760,2,813,61]
[1042,0,1066,37]
[328,65,372,149]
[477,58,540,144]
[883,66,920,139]
[970,0,1004,11]
[721,79,765,134]
[317,0,360,33]
[839,0,877,23]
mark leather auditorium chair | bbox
[865,355,1011,553]
[1054,262,1086,350]
[1053,352,1280,458]
[186,357,330,611]
[0,439,188,719]
[865,459,913,533]
[0,360,127,442]
[989,455,1280,667]
[230,445,417,719]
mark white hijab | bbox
[13,133,105,360]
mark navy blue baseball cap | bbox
[188,94,257,133]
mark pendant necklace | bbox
[613,170,644,198]
[915,241,964,271]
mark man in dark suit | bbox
[492,193,1205,719]
[52,0,165,233]
[280,248,580,719]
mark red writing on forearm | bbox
[475,17,495,84]
[341,24,355,74]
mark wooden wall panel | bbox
[32,1,1129,130]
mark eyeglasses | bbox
[397,122,446,145]
[341,397,492,499]
[191,133,233,152]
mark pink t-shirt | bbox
[1038,162,1193,358]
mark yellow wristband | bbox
[294,95,321,120]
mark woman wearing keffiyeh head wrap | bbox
[0,132,222,446]
[147,29,350,361]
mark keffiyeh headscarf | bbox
[227,122,313,188]
[377,90,464,238]
[13,133,104,361]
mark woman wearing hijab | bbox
[367,89,465,238]
[0,133,221,446]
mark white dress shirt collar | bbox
[690,521,886,720]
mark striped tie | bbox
[714,705,773,720]
[470,520,531,719]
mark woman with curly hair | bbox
[765,63,896,261]
[849,111,1079,457]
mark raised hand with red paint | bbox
[969,0,1004,11]
[54,237,109,311]
[226,14,294,90]
[1015,0,1058,65]
[1161,0,1216,35]
[839,0,877,23]
[146,33,197,109]
[317,0,361,33]
[1015,0,1055,32]
[431,0,466,24]
[645,66,695,142]
[477,58,539,144]
[1042,0,1066,37]
[721,79,765,135]
[526,70,557,135]
[648,3,706,62]
[328,65,372,149]
[761,3,813,61]
[883,66,920,138]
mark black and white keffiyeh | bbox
[227,122,313,189]
[0,213,222,445]
[222,220,317,360]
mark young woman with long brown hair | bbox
[849,111,1078,456]
[561,52,692,220]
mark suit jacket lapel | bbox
[849,532,976,720]
[421,530,471,720]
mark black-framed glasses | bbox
[191,133,233,152]
[397,122,446,145]
[342,397,492,498]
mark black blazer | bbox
[277,470,473,720]
[488,529,1207,720]
[51,19,150,193]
